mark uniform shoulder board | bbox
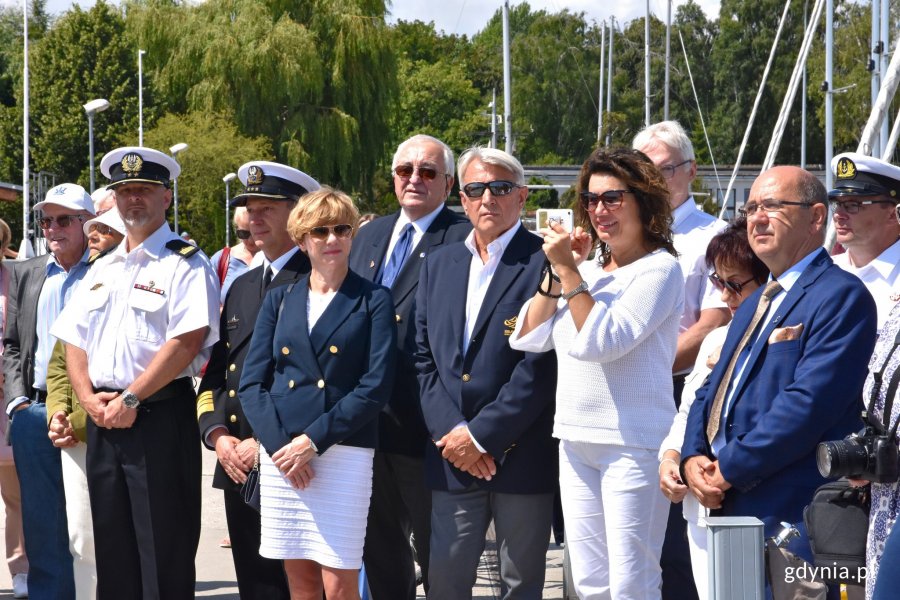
[87,244,117,265]
[165,239,200,259]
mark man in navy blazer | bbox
[415,147,557,599]
[351,134,470,599]
[682,166,877,562]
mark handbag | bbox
[241,440,261,513]
[803,479,870,579]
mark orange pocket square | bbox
[768,323,803,344]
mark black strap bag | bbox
[803,479,869,580]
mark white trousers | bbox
[61,444,96,600]
[686,515,708,600]
[559,440,668,600]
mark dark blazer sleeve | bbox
[4,262,28,407]
[237,287,293,453]
[196,303,231,449]
[414,255,467,439]
[304,286,397,452]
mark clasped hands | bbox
[48,411,78,448]
[435,426,496,481]
[81,391,137,429]
[272,434,317,490]
[683,456,732,509]
[214,434,258,485]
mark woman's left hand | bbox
[273,434,318,489]
[540,222,577,270]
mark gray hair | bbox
[632,120,695,161]
[457,147,525,185]
[392,134,455,175]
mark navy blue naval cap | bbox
[100,146,181,189]
[230,161,320,208]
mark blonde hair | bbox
[0,219,11,258]
[287,186,359,245]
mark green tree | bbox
[141,111,273,255]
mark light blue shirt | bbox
[711,247,825,456]
[33,249,92,391]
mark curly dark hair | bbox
[574,147,676,264]
[705,217,769,285]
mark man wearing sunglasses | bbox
[351,134,471,599]
[633,120,729,600]
[416,146,557,599]
[195,161,319,599]
[829,152,900,329]
[51,146,220,599]
[4,183,95,598]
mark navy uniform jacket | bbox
[197,251,310,490]
[415,225,557,494]
[682,249,876,547]
[348,207,471,456]
[239,269,397,456]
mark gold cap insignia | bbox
[836,157,857,180]
[121,153,143,176]
[247,165,265,186]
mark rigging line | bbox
[678,29,722,196]
[564,47,600,114]
[451,0,470,36]
[717,0,793,220]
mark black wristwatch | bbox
[121,389,140,410]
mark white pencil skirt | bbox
[258,444,375,569]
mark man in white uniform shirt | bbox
[634,121,730,600]
[829,152,900,329]
[52,146,219,600]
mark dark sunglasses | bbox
[88,223,115,236]
[393,164,447,181]
[579,190,631,211]
[308,224,354,239]
[38,214,84,229]
[462,180,521,198]
[235,229,252,240]
[708,272,756,295]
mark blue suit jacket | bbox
[239,269,397,456]
[682,249,876,543]
[415,226,558,494]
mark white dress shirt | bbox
[833,239,900,331]
[51,223,220,389]
[261,245,301,279]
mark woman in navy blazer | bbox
[239,187,396,600]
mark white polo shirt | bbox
[833,239,900,330]
[52,223,220,389]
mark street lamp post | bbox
[138,49,146,146]
[169,142,188,234]
[223,172,236,248]
[83,98,110,193]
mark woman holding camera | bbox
[510,147,683,598]
[657,218,768,599]
[239,187,396,600]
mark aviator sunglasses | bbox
[88,223,115,236]
[38,214,85,229]
[394,165,448,181]
[308,224,354,240]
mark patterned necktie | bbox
[380,224,414,289]
[706,280,783,442]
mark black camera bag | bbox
[803,479,869,578]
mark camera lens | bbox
[817,439,871,479]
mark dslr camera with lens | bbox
[816,415,899,483]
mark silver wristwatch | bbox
[562,280,589,301]
[121,389,140,410]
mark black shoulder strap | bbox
[165,239,200,259]
[867,328,900,430]
[87,243,118,265]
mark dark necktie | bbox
[706,280,783,442]
[263,265,273,289]
[380,224,414,289]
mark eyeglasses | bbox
[579,189,631,211]
[659,159,692,179]
[740,199,815,217]
[308,224,354,239]
[462,180,522,198]
[708,272,757,296]
[828,199,895,215]
[88,223,115,236]
[38,214,85,229]
[235,229,252,240]
[393,164,447,181]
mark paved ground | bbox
[0,446,565,599]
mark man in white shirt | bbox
[829,152,900,329]
[52,146,220,599]
[416,147,557,599]
[634,120,730,600]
